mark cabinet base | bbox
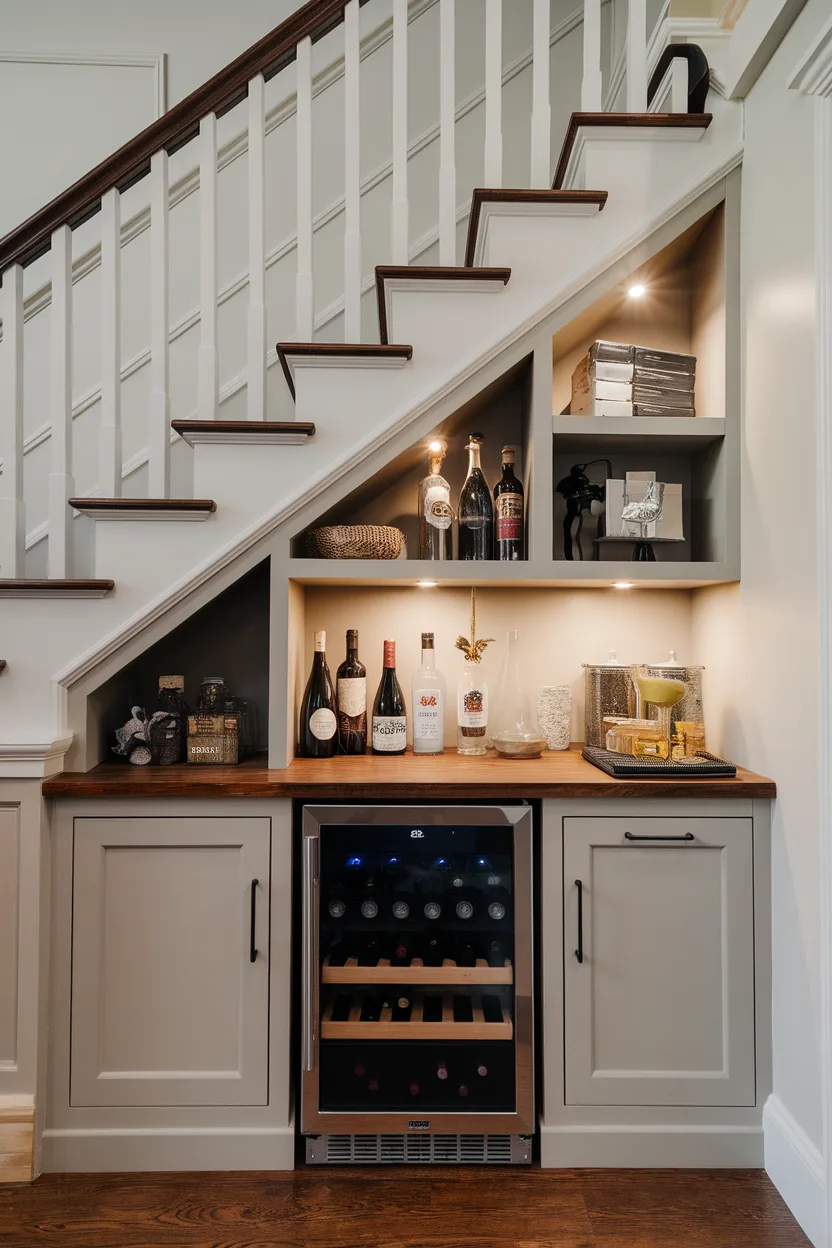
[41,1126,295,1173]
[306,1133,532,1165]
[540,1123,764,1168]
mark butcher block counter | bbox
[43,746,776,800]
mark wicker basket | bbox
[305,525,406,560]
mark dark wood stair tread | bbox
[553,111,713,189]
[374,266,511,343]
[465,188,608,266]
[69,497,216,513]
[275,342,413,398]
[0,579,114,598]
[172,419,315,445]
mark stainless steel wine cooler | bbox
[301,804,534,1164]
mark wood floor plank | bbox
[0,1167,809,1248]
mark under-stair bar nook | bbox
[0,0,700,587]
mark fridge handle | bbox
[302,833,320,1073]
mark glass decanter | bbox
[491,630,546,758]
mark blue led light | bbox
[478,857,491,867]
[434,857,448,868]
[345,856,362,867]
[388,856,400,865]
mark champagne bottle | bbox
[494,445,525,561]
[336,628,367,754]
[418,441,453,560]
[372,640,407,755]
[458,433,493,560]
[299,630,337,757]
[411,632,446,756]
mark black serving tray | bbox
[582,745,737,779]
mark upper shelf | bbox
[552,415,725,452]
[287,557,735,589]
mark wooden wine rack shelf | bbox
[320,992,513,1041]
[322,954,513,985]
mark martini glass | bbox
[631,668,686,758]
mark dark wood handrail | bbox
[0,0,370,272]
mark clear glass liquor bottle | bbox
[458,433,494,561]
[418,442,453,560]
[457,660,488,756]
[411,632,446,755]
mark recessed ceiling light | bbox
[612,581,634,589]
[627,283,646,299]
[417,579,438,588]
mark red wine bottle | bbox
[458,433,493,560]
[336,629,367,754]
[458,1083,470,1098]
[409,1082,421,1097]
[371,640,407,755]
[299,630,337,757]
[494,445,525,561]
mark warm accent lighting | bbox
[627,283,647,299]
[417,579,438,588]
[428,440,443,453]
[612,581,634,589]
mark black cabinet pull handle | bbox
[624,831,695,842]
[249,878,259,962]
[575,879,583,964]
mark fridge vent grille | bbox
[308,1133,530,1165]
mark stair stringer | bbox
[0,117,743,766]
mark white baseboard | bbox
[764,1095,825,1247]
[41,1125,295,1173]
[540,1123,764,1168]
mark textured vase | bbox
[537,685,572,751]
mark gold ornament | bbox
[454,588,494,665]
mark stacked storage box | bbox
[571,340,696,417]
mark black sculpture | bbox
[555,459,612,560]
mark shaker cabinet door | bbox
[563,816,755,1107]
[70,816,270,1108]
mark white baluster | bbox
[530,0,551,188]
[296,35,314,339]
[439,0,456,265]
[671,56,689,113]
[627,0,647,112]
[484,0,503,189]
[148,150,170,496]
[247,74,267,419]
[581,0,603,112]
[0,265,24,577]
[49,226,74,577]
[199,114,218,420]
[100,188,122,497]
[344,0,362,341]
[391,0,409,264]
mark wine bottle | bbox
[411,632,446,756]
[336,629,367,754]
[494,445,525,560]
[477,1063,489,1078]
[372,640,407,755]
[436,1060,449,1081]
[327,884,349,920]
[418,441,453,560]
[458,433,494,561]
[298,630,337,757]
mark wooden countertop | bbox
[43,748,776,800]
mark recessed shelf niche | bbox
[290,356,533,562]
[86,560,271,764]
[550,204,736,576]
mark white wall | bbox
[691,0,828,1233]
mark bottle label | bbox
[424,484,453,531]
[309,708,337,741]
[459,686,488,736]
[414,690,443,744]
[337,677,366,718]
[372,716,407,751]
[496,491,523,542]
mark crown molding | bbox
[0,735,73,779]
[788,16,832,97]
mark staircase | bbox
[0,0,742,754]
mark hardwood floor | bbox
[0,1167,810,1247]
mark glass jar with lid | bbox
[198,677,226,714]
